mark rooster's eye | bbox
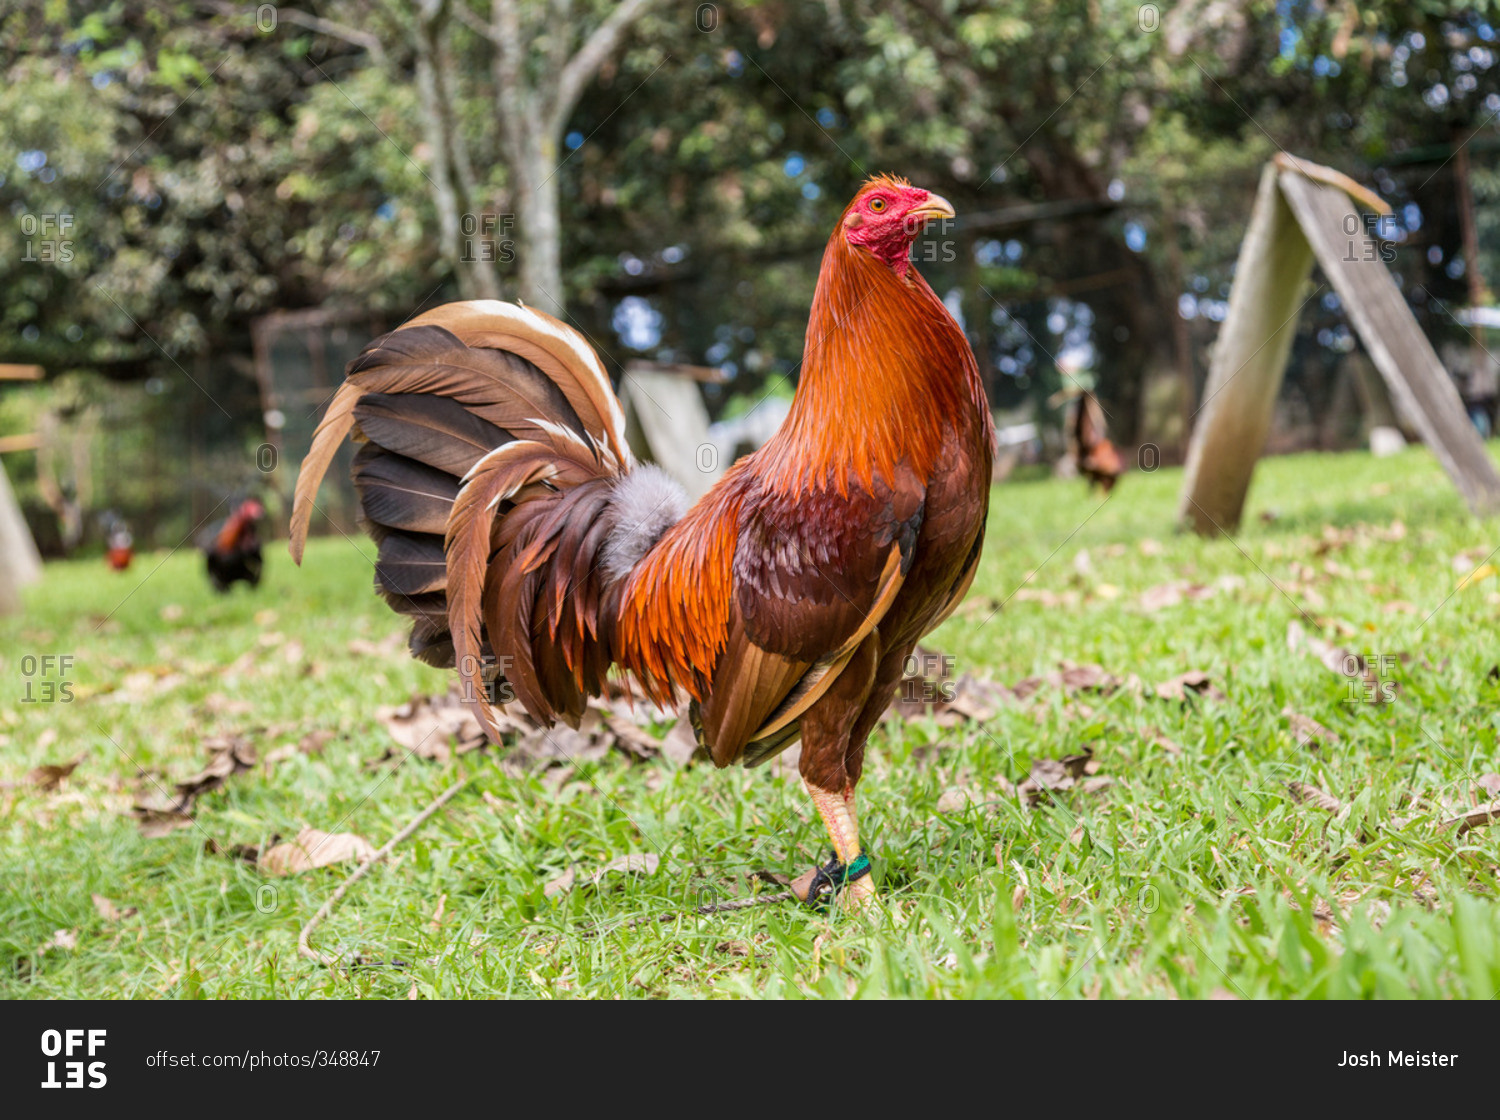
[869,197,887,212]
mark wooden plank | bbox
[0,461,43,614]
[0,433,41,454]
[1178,164,1318,534]
[1278,169,1500,517]
[0,364,43,380]
[619,368,723,501]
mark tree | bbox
[263,0,661,314]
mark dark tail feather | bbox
[290,300,685,738]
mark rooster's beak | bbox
[906,193,956,227]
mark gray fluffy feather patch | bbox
[601,465,689,582]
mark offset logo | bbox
[40,1029,107,1088]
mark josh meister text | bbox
[1338,1052,1458,1068]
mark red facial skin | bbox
[841,184,944,278]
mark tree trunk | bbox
[414,1,501,300]
[512,128,565,316]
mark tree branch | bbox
[551,0,656,136]
[452,0,501,43]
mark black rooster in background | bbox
[202,498,265,591]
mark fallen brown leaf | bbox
[592,853,659,883]
[543,866,576,898]
[594,706,663,760]
[1016,752,1097,804]
[375,690,487,764]
[175,736,256,802]
[346,632,405,658]
[1288,781,1345,813]
[1442,801,1500,834]
[1143,727,1184,755]
[91,894,137,922]
[39,929,78,954]
[1153,670,1226,703]
[260,827,376,876]
[660,719,700,765]
[935,788,977,813]
[1282,708,1340,749]
[29,754,84,792]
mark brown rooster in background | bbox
[1066,389,1123,493]
[291,176,994,910]
[203,497,265,592]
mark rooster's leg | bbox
[791,778,878,910]
[790,639,882,911]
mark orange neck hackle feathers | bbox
[760,175,989,497]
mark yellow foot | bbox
[833,874,880,914]
[789,857,879,913]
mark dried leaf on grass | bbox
[373,686,694,770]
[543,866,576,898]
[1441,802,1500,834]
[38,929,78,954]
[591,853,659,884]
[346,632,405,658]
[660,719,701,766]
[1016,752,1101,805]
[132,736,256,837]
[374,691,488,765]
[175,736,256,800]
[91,894,137,922]
[260,827,376,876]
[935,788,977,813]
[1143,727,1183,755]
[28,755,84,792]
[1282,708,1340,748]
[1153,670,1227,703]
[1456,563,1497,591]
[1137,575,1245,613]
[1287,781,1345,813]
[1014,662,1133,700]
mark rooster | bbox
[203,498,265,592]
[1065,389,1123,493]
[102,512,133,571]
[290,177,994,910]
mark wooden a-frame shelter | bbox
[1179,154,1500,534]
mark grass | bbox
[4,444,1500,998]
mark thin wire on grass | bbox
[298,775,471,967]
[573,890,797,938]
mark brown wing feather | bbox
[689,466,923,766]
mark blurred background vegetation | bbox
[2,0,1498,551]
